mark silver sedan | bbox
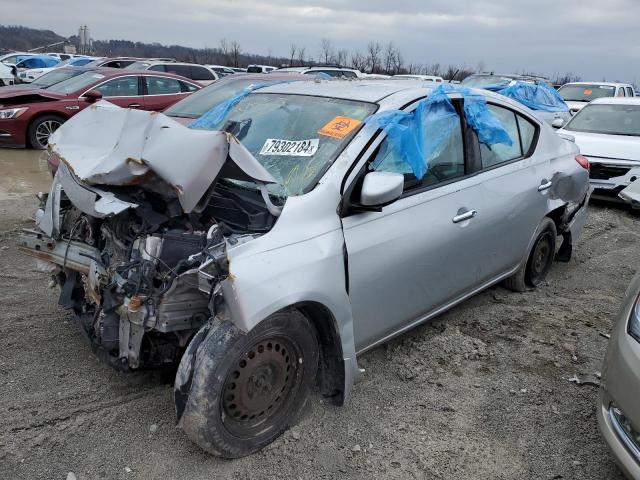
[21,80,591,457]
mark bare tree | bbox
[366,41,382,73]
[289,43,297,66]
[230,41,241,67]
[393,50,403,75]
[320,38,333,64]
[350,49,367,71]
[297,46,306,66]
[383,41,396,74]
[219,38,229,64]
[336,49,348,67]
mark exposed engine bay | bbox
[19,101,282,369]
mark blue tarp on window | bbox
[485,80,569,113]
[366,84,513,179]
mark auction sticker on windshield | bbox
[318,116,362,139]
[260,138,319,156]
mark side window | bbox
[340,70,357,78]
[517,114,536,155]
[480,105,521,168]
[179,81,199,93]
[148,64,166,72]
[617,87,626,97]
[190,66,215,80]
[372,114,465,191]
[94,76,140,97]
[627,87,634,97]
[165,65,191,78]
[144,76,182,95]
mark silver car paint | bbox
[22,81,590,402]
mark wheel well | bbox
[546,204,573,262]
[546,205,567,233]
[26,112,68,148]
[294,302,345,406]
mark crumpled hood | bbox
[563,130,640,162]
[48,100,278,213]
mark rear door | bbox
[471,104,550,272]
[142,75,196,111]
[90,75,144,109]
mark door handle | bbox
[128,103,141,108]
[452,209,477,223]
[538,180,552,192]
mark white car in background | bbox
[558,82,635,114]
[18,56,95,83]
[273,66,362,78]
[125,61,220,86]
[558,97,640,205]
[206,64,236,76]
[246,64,277,73]
[0,62,15,86]
[394,74,444,83]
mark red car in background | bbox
[0,68,201,149]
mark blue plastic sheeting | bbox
[366,84,512,179]
[367,89,459,179]
[188,85,258,130]
[189,80,302,130]
[493,80,569,112]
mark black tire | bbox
[28,114,65,149]
[175,310,319,458]
[504,218,557,292]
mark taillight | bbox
[575,155,590,170]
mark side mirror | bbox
[552,118,565,129]
[360,171,404,207]
[83,89,103,103]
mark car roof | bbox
[563,81,632,87]
[256,79,434,102]
[134,61,209,67]
[590,97,640,106]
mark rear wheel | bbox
[175,310,319,458]
[504,218,557,292]
[28,115,65,149]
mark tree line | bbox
[0,25,583,84]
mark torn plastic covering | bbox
[367,84,512,179]
[189,80,304,131]
[47,101,277,214]
[485,80,569,113]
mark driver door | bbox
[342,113,490,351]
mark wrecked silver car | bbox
[20,81,591,457]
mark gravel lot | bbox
[0,151,635,479]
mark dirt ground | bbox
[0,151,635,479]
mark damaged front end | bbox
[19,101,280,370]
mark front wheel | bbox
[28,115,65,149]
[504,218,557,292]
[175,310,319,458]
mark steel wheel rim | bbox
[221,336,301,437]
[35,120,62,148]
[530,232,552,284]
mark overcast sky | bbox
[2,0,639,81]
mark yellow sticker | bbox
[318,116,362,139]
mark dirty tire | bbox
[504,217,557,292]
[175,310,319,458]
[28,114,65,149]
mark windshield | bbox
[47,71,106,94]
[194,93,376,197]
[32,68,87,88]
[558,84,616,102]
[165,78,263,118]
[461,75,513,88]
[125,61,151,70]
[564,104,640,136]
